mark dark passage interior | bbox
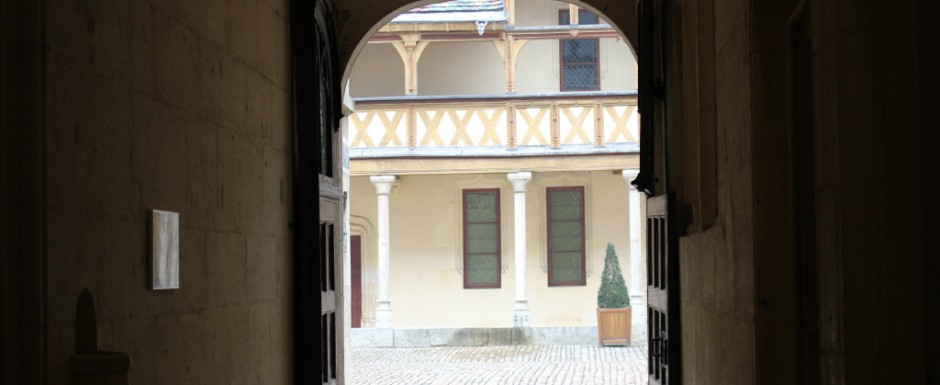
[2,0,938,384]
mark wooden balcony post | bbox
[392,34,428,95]
[507,104,517,149]
[550,103,560,148]
[595,103,604,146]
[407,107,416,148]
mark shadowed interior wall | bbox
[675,0,758,383]
[920,2,940,380]
[2,0,15,381]
[3,0,937,383]
[673,0,938,384]
[41,0,294,383]
[750,1,814,384]
[806,1,928,383]
[2,0,44,383]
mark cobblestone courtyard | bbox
[351,345,648,385]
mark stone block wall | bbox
[41,0,293,383]
[4,0,938,384]
[334,0,940,383]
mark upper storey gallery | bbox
[348,0,638,98]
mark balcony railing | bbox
[347,91,639,158]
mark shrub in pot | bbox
[597,243,631,345]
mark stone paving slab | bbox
[351,345,648,385]
[352,327,607,348]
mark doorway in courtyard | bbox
[340,0,650,383]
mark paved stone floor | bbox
[351,344,648,385]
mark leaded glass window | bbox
[559,9,601,25]
[463,189,501,288]
[559,9,600,91]
[547,187,586,286]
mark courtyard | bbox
[351,344,649,385]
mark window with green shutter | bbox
[463,189,501,288]
[547,186,586,286]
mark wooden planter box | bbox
[597,307,632,346]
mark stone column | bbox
[507,171,532,327]
[622,169,645,295]
[623,169,646,342]
[370,175,396,328]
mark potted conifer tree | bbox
[596,243,631,345]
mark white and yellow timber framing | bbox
[369,3,623,94]
[347,93,640,175]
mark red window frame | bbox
[546,186,586,286]
[462,189,502,289]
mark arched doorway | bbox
[290,2,672,382]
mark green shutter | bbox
[464,190,500,287]
[467,193,499,221]
[548,188,585,285]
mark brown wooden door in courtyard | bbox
[291,0,344,383]
[646,195,680,385]
[636,0,680,383]
[351,235,362,328]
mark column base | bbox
[630,294,647,343]
[375,301,393,329]
[513,300,530,327]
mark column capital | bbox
[622,168,640,181]
[370,175,397,195]
[507,171,532,192]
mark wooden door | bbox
[636,0,680,383]
[351,235,362,328]
[647,195,680,385]
[290,0,344,383]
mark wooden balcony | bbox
[347,92,639,160]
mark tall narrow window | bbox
[559,10,600,91]
[463,189,501,288]
[547,186,586,286]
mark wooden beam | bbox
[391,34,429,95]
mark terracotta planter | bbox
[597,307,632,346]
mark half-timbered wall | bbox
[348,95,638,153]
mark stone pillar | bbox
[623,169,646,342]
[370,175,396,328]
[622,169,645,295]
[507,171,532,327]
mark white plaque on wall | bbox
[151,210,180,290]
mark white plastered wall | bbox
[417,41,505,96]
[348,43,406,98]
